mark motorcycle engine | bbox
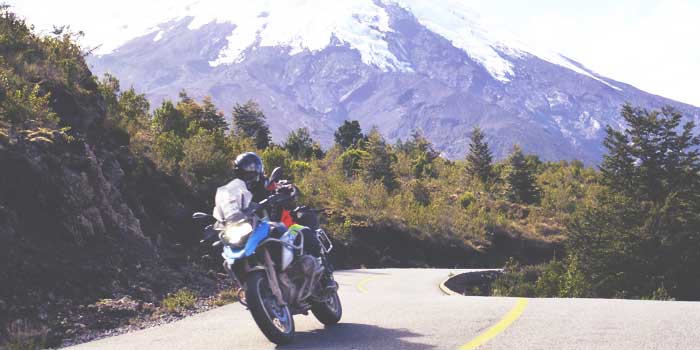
[279,254,324,307]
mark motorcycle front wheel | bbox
[311,289,342,325]
[246,270,295,345]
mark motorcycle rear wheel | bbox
[247,270,295,345]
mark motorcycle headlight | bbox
[220,220,254,247]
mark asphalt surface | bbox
[65,269,700,350]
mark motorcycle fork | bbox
[262,246,287,306]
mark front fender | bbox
[222,221,270,264]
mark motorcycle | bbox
[192,168,341,345]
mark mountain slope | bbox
[89,0,700,163]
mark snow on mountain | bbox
[110,0,616,87]
[388,0,621,89]
[90,0,700,163]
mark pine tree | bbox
[232,100,271,149]
[334,120,364,150]
[197,96,228,133]
[361,127,397,190]
[572,104,700,299]
[284,127,315,160]
[152,100,187,137]
[403,130,439,178]
[466,127,493,184]
[600,104,700,205]
[502,145,540,204]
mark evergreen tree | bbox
[232,100,271,149]
[175,92,228,135]
[581,104,700,299]
[117,87,150,134]
[284,127,315,160]
[600,104,700,205]
[361,127,397,190]
[197,96,228,133]
[152,100,187,137]
[401,130,439,178]
[466,127,493,184]
[502,145,540,204]
[334,120,364,150]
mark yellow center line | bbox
[460,298,529,350]
[356,275,381,294]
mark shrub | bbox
[213,288,239,306]
[261,146,291,174]
[491,258,539,297]
[459,192,476,209]
[162,288,197,313]
[152,130,184,175]
[289,160,312,180]
[4,320,47,350]
[337,148,368,177]
[179,130,230,196]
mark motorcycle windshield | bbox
[213,179,253,222]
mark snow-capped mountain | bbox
[89,0,700,163]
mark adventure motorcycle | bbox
[192,168,341,345]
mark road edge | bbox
[439,274,461,296]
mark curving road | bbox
[66,269,700,350]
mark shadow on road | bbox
[278,323,435,350]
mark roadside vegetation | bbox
[161,288,198,313]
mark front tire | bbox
[246,271,295,345]
[311,290,342,325]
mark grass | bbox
[3,320,47,350]
[161,288,197,313]
[213,288,239,306]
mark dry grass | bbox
[213,288,239,306]
[3,320,47,350]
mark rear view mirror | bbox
[269,167,283,183]
[192,212,211,220]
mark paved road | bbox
[66,269,700,350]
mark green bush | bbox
[409,180,431,206]
[490,257,592,298]
[153,130,184,175]
[337,148,368,177]
[162,288,197,313]
[459,192,476,209]
[179,130,230,196]
[289,160,312,180]
[261,146,291,173]
[491,258,539,297]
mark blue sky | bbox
[8,0,700,107]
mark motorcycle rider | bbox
[232,152,272,203]
[232,152,321,257]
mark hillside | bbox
[89,0,700,163]
[0,8,229,346]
